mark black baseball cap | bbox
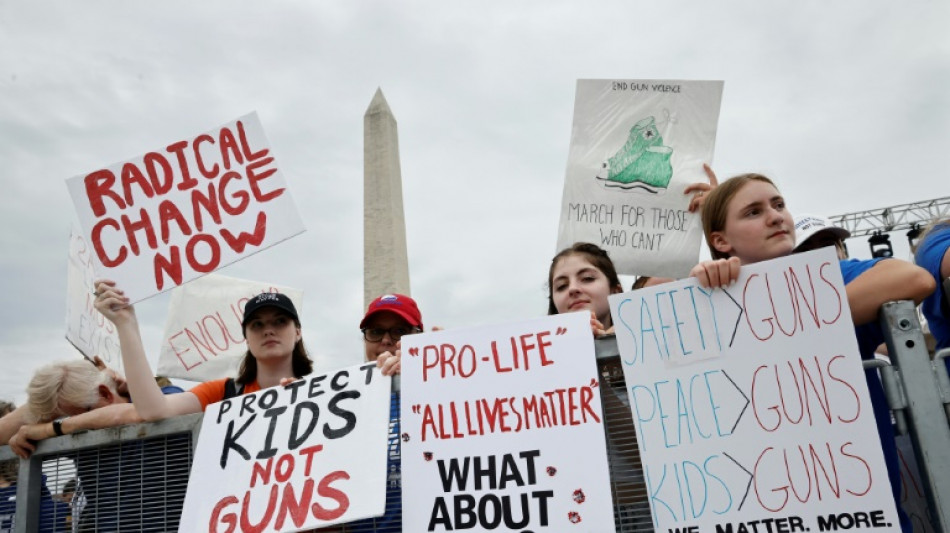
[241,292,299,335]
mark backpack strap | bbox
[223,378,245,400]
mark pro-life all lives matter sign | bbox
[557,79,723,278]
[178,364,392,532]
[400,312,616,532]
[608,248,901,532]
[66,113,305,303]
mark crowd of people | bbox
[2,167,949,532]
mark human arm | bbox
[94,280,203,420]
[684,163,719,213]
[0,405,30,445]
[845,259,935,326]
[7,403,148,458]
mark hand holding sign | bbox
[92,279,135,326]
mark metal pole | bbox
[880,301,950,532]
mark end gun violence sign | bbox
[66,112,305,303]
[178,363,392,532]
[608,248,901,532]
[400,312,616,532]
[557,79,723,278]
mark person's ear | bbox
[296,326,302,343]
[98,384,115,405]
[611,283,623,295]
[710,231,733,256]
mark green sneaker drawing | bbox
[596,116,673,193]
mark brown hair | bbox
[547,242,623,315]
[235,316,313,385]
[701,173,777,260]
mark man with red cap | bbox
[360,294,423,376]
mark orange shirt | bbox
[189,378,262,411]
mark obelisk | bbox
[364,88,411,307]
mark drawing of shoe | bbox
[596,116,674,193]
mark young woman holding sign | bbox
[93,280,313,418]
[690,173,933,533]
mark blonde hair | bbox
[25,360,114,423]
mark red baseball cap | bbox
[360,294,423,330]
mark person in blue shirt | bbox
[914,219,950,370]
[691,173,934,533]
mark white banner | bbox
[400,312,615,531]
[65,227,123,373]
[179,364,391,532]
[66,112,305,303]
[157,273,303,382]
[557,79,723,278]
[609,248,901,531]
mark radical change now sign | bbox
[178,364,391,532]
[557,79,723,278]
[608,248,901,532]
[400,312,615,532]
[66,112,305,303]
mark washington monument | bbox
[363,88,411,307]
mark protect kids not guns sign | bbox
[609,248,901,532]
[400,312,615,532]
[178,364,392,532]
[66,113,305,303]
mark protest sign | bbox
[156,273,303,382]
[65,227,123,372]
[178,363,391,532]
[66,112,305,303]
[557,79,723,278]
[400,312,615,531]
[609,248,901,532]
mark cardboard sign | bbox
[178,364,391,532]
[66,113,305,303]
[400,312,615,531]
[557,79,723,278]
[157,273,303,382]
[65,227,123,373]
[609,248,901,532]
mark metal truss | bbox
[830,197,950,237]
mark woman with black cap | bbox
[93,280,313,420]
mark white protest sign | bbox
[400,312,615,531]
[66,112,305,303]
[179,363,391,532]
[609,248,901,532]
[65,227,123,373]
[557,79,723,278]
[157,273,303,382]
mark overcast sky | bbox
[0,1,947,404]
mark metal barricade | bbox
[880,301,950,532]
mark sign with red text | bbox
[609,248,901,532]
[66,113,305,303]
[557,79,723,278]
[157,273,303,382]
[400,312,615,531]
[178,364,391,532]
[65,227,123,373]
